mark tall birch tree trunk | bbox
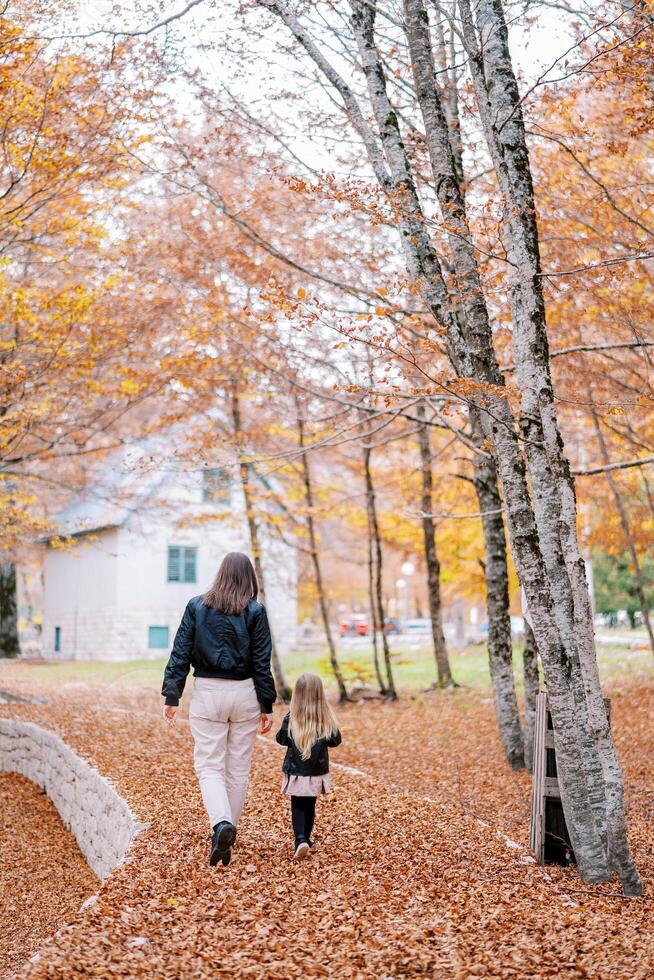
[0,563,20,659]
[469,411,525,769]
[296,408,349,701]
[522,621,539,773]
[231,388,291,702]
[414,1,523,759]
[416,404,454,688]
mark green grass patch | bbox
[0,657,168,689]
[282,637,649,697]
[1,634,647,698]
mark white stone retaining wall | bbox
[0,718,144,881]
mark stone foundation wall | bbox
[0,718,144,881]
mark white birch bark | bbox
[522,620,539,773]
[469,409,525,769]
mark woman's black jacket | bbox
[275,713,342,776]
[161,597,277,713]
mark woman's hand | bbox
[163,705,177,726]
[260,713,273,734]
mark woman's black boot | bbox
[210,820,236,867]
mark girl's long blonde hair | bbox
[289,673,338,760]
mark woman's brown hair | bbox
[203,552,258,616]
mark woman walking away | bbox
[276,673,341,860]
[162,552,276,868]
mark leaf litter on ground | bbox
[0,663,652,978]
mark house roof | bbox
[51,443,170,540]
[48,417,284,542]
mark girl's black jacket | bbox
[161,597,276,712]
[275,713,342,776]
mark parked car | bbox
[384,616,402,635]
[404,618,432,636]
[339,615,371,637]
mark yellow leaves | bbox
[297,287,307,299]
[119,378,140,397]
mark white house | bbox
[38,446,297,662]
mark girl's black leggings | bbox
[291,795,317,843]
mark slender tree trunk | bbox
[231,389,291,702]
[362,437,397,699]
[364,444,387,694]
[470,411,525,769]
[296,409,348,701]
[641,473,654,524]
[590,407,654,654]
[409,0,523,759]
[0,563,20,659]
[522,620,539,774]
[416,405,454,688]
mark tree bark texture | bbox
[469,412,525,769]
[231,389,291,702]
[296,410,349,701]
[416,405,454,688]
[0,563,20,659]
[522,620,540,773]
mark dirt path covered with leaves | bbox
[0,771,98,978]
[1,670,653,978]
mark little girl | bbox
[276,672,341,859]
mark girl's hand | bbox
[163,705,177,726]
[260,713,273,734]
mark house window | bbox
[167,546,197,583]
[148,626,169,649]
[203,468,230,505]
[54,626,61,652]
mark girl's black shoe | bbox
[210,820,236,867]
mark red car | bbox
[339,615,371,637]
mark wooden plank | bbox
[530,694,612,866]
[543,776,561,799]
[529,691,547,862]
